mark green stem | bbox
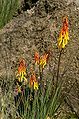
[56,49,63,87]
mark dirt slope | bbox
[0,0,79,117]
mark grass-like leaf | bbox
[17,77,62,119]
[0,0,19,28]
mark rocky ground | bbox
[0,0,79,118]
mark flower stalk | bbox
[56,49,63,87]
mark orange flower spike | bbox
[30,73,37,86]
[18,59,26,73]
[16,59,27,82]
[34,52,40,65]
[29,75,34,87]
[29,73,38,90]
[40,53,48,69]
[58,17,69,49]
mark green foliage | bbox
[0,0,19,28]
[15,76,62,119]
[48,81,62,118]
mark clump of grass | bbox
[14,53,62,119]
[0,0,19,28]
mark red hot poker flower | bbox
[34,52,40,65]
[16,59,27,82]
[40,53,49,69]
[58,17,69,49]
[29,72,38,90]
[18,59,26,73]
[34,52,49,69]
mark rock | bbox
[0,0,79,118]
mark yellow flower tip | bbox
[18,88,21,93]
[16,85,21,93]
[40,53,48,68]
[34,81,38,90]
[58,17,69,49]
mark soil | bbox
[0,0,79,118]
